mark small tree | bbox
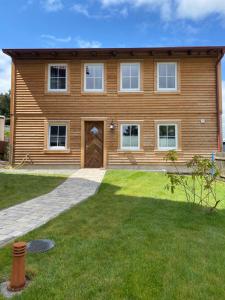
[165,150,221,212]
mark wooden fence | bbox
[215,152,225,177]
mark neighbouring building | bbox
[2,46,224,168]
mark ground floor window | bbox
[121,124,140,150]
[48,124,67,150]
[157,124,177,150]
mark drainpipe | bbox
[216,50,224,152]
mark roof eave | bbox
[2,46,225,58]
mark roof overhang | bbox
[2,46,225,60]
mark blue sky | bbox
[0,0,225,136]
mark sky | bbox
[0,0,225,137]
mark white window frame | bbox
[48,64,68,92]
[120,124,140,151]
[157,123,178,151]
[48,124,68,150]
[84,63,104,92]
[120,63,141,92]
[157,62,177,92]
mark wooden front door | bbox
[85,121,104,168]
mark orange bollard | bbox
[8,242,27,291]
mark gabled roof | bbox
[2,46,225,59]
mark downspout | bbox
[216,50,224,152]
[10,59,16,165]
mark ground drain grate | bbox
[27,239,55,253]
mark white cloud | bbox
[176,0,225,20]
[21,0,34,11]
[100,0,173,20]
[71,3,127,19]
[71,4,90,17]
[75,38,102,48]
[0,51,11,93]
[100,0,225,21]
[120,7,128,17]
[41,34,71,43]
[41,35,101,48]
[41,0,63,12]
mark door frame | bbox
[81,117,107,168]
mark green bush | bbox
[165,150,221,212]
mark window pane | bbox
[58,67,66,77]
[95,78,102,90]
[122,136,130,147]
[49,125,67,148]
[167,64,176,76]
[130,136,138,147]
[50,126,58,135]
[86,77,94,89]
[122,65,130,77]
[58,137,66,147]
[131,125,139,147]
[50,66,58,78]
[59,126,66,136]
[159,126,167,137]
[158,64,167,76]
[85,65,103,90]
[122,125,130,148]
[122,125,130,136]
[167,77,175,89]
[159,77,167,89]
[50,136,57,147]
[168,137,176,147]
[159,137,167,148]
[122,125,139,148]
[95,65,103,77]
[168,125,175,137]
[122,77,130,89]
[86,66,94,77]
[130,64,139,77]
[50,78,58,89]
[131,77,138,89]
[131,125,138,136]
[58,78,66,89]
[49,65,67,90]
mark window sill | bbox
[81,91,107,96]
[117,149,144,153]
[154,90,181,95]
[117,91,144,96]
[45,91,70,96]
[154,149,182,153]
[44,149,71,154]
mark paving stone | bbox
[0,169,105,247]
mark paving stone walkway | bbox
[0,169,105,247]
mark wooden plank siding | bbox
[12,55,218,167]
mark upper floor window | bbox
[121,124,140,150]
[120,63,140,92]
[48,124,67,150]
[157,124,177,150]
[157,62,177,91]
[48,64,67,92]
[84,63,104,92]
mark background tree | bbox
[0,91,10,125]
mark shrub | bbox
[165,150,221,212]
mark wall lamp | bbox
[110,120,116,130]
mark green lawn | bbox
[1,170,225,299]
[0,173,67,210]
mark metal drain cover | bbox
[27,239,55,253]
